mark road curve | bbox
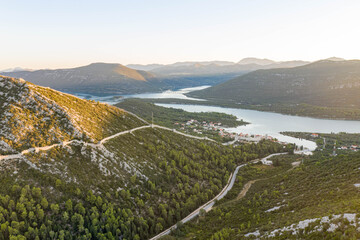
[149,152,286,240]
[152,124,216,142]
[99,125,151,144]
[0,124,215,162]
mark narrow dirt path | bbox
[236,160,301,201]
[236,180,259,200]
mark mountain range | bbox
[127,58,310,76]
[188,59,360,119]
[0,67,32,72]
[3,57,353,98]
[2,58,312,95]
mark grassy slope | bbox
[0,76,145,154]
[30,83,145,141]
[173,151,360,239]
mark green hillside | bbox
[188,60,360,120]
[0,76,284,239]
[171,151,360,239]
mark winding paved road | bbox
[149,152,287,240]
[0,124,215,161]
[0,113,296,240]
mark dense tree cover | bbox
[0,127,285,239]
[0,183,149,239]
[174,151,360,239]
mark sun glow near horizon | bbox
[1,0,360,69]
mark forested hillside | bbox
[170,151,360,239]
[0,76,284,239]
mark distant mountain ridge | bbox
[0,67,33,72]
[237,57,276,65]
[3,63,159,95]
[188,60,360,110]
[128,58,311,76]
[1,57,345,95]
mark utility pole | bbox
[332,142,337,156]
[151,112,154,128]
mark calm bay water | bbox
[71,86,209,105]
[122,85,210,101]
[156,104,360,151]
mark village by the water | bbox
[174,119,360,154]
[175,119,282,144]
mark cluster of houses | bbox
[338,145,359,151]
[174,119,223,135]
[310,133,359,152]
[174,119,282,144]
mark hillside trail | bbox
[219,158,299,206]
[236,179,260,200]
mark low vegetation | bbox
[0,76,144,154]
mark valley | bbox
[2,1,360,239]
[2,72,360,239]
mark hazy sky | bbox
[1,0,360,69]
